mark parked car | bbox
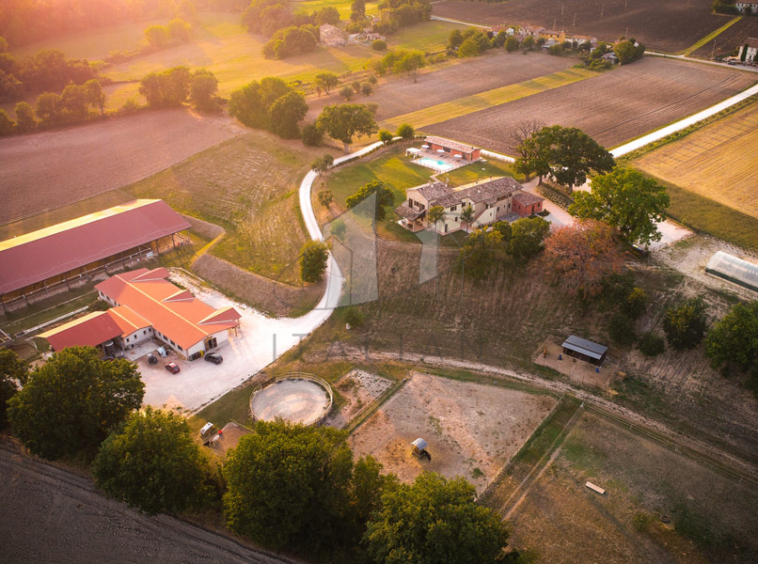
[165,362,180,374]
[205,352,223,365]
[147,353,158,365]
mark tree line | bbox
[0,345,519,563]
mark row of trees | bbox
[144,18,193,48]
[0,44,99,101]
[140,66,220,112]
[0,78,105,136]
[366,48,427,81]
[1,346,514,562]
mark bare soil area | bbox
[305,51,575,122]
[0,109,243,225]
[326,369,394,429]
[425,57,755,154]
[0,441,297,564]
[348,372,556,492]
[434,0,725,54]
[508,411,758,563]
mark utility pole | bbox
[561,3,565,16]
[573,12,577,26]
[601,2,604,16]
[553,17,557,30]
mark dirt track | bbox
[0,441,301,564]
[0,109,243,225]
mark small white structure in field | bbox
[585,481,606,495]
[411,438,431,461]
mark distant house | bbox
[739,37,758,62]
[736,1,758,14]
[520,25,545,36]
[41,267,241,360]
[320,24,346,46]
[396,177,544,234]
[602,52,619,64]
[539,29,566,43]
[567,34,598,47]
[424,136,481,162]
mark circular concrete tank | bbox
[250,374,333,426]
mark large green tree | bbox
[509,216,551,262]
[315,71,340,95]
[14,101,36,132]
[1,349,27,430]
[317,103,378,152]
[570,168,670,247]
[514,126,615,191]
[92,407,210,515]
[268,90,308,138]
[663,298,708,351]
[300,240,330,283]
[458,227,505,279]
[705,301,758,379]
[229,76,294,132]
[189,69,219,112]
[223,421,354,555]
[364,472,509,564]
[7,347,144,460]
[345,180,396,221]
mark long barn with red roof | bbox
[0,199,191,312]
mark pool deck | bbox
[407,148,469,173]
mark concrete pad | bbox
[250,379,331,426]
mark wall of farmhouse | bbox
[123,327,154,349]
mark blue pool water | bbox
[415,157,454,172]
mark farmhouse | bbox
[736,1,758,14]
[0,200,191,312]
[320,24,346,46]
[41,267,241,360]
[539,29,566,43]
[396,177,544,234]
[739,38,758,62]
[424,136,481,162]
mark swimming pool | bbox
[414,157,455,172]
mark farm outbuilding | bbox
[0,199,191,312]
[561,335,608,365]
[706,251,758,293]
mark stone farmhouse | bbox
[320,24,347,46]
[396,177,544,235]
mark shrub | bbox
[344,306,364,327]
[318,190,334,207]
[663,298,708,350]
[372,39,387,51]
[361,82,373,96]
[339,85,354,100]
[623,287,648,319]
[368,75,378,85]
[300,241,329,283]
[609,315,636,346]
[638,332,665,357]
[396,123,414,139]
[301,122,323,146]
[378,129,393,144]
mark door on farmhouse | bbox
[205,337,218,350]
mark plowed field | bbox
[305,50,576,122]
[424,57,755,154]
[434,0,728,54]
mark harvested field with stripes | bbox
[423,57,755,154]
[634,98,758,219]
[305,51,576,122]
